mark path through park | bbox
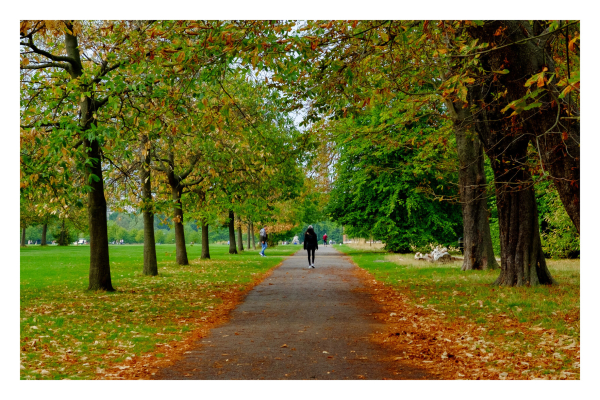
[155,246,434,380]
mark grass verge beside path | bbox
[337,244,580,380]
[20,244,297,380]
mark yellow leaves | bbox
[380,30,389,43]
[568,34,579,52]
[537,67,548,88]
[20,20,31,36]
[21,57,30,66]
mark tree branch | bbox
[20,37,77,64]
[92,62,121,85]
[181,176,205,187]
[21,62,71,71]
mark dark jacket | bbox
[259,228,268,244]
[303,229,319,250]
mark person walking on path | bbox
[304,225,319,268]
[259,226,268,257]
[323,233,328,247]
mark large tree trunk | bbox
[236,215,244,252]
[140,141,158,276]
[171,186,189,265]
[470,20,580,233]
[21,227,26,246]
[201,221,210,259]
[455,21,566,286]
[65,25,113,290]
[228,209,237,254]
[490,156,554,286]
[446,100,499,271]
[41,223,47,246]
[251,221,256,249]
[85,137,114,291]
[463,57,553,286]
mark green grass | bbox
[338,244,580,377]
[20,243,297,380]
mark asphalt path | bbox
[155,245,434,380]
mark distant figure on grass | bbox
[304,225,319,269]
[323,233,328,247]
[259,226,268,257]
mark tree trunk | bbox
[236,215,244,252]
[41,223,47,246]
[247,223,251,250]
[251,221,256,249]
[85,137,114,291]
[454,21,561,286]
[21,227,26,246]
[59,218,66,246]
[59,23,113,289]
[465,70,553,286]
[171,186,189,265]
[201,221,210,259]
[446,100,499,271]
[490,158,554,286]
[140,142,158,276]
[228,209,237,254]
[469,20,579,233]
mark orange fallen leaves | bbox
[101,261,285,380]
[349,263,580,380]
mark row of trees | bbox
[21,20,580,289]
[20,20,321,290]
[21,211,344,247]
[267,20,579,286]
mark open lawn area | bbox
[20,244,298,380]
[339,244,580,379]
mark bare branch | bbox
[21,62,71,71]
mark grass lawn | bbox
[338,244,580,379]
[20,243,297,380]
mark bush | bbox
[135,229,145,243]
[538,186,579,259]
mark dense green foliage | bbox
[325,109,463,252]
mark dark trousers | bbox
[307,248,315,265]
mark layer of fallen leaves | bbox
[20,251,288,380]
[104,270,277,380]
[347,259,580,380]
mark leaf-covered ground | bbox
[339,245,580,380]
[20,244,297,380]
